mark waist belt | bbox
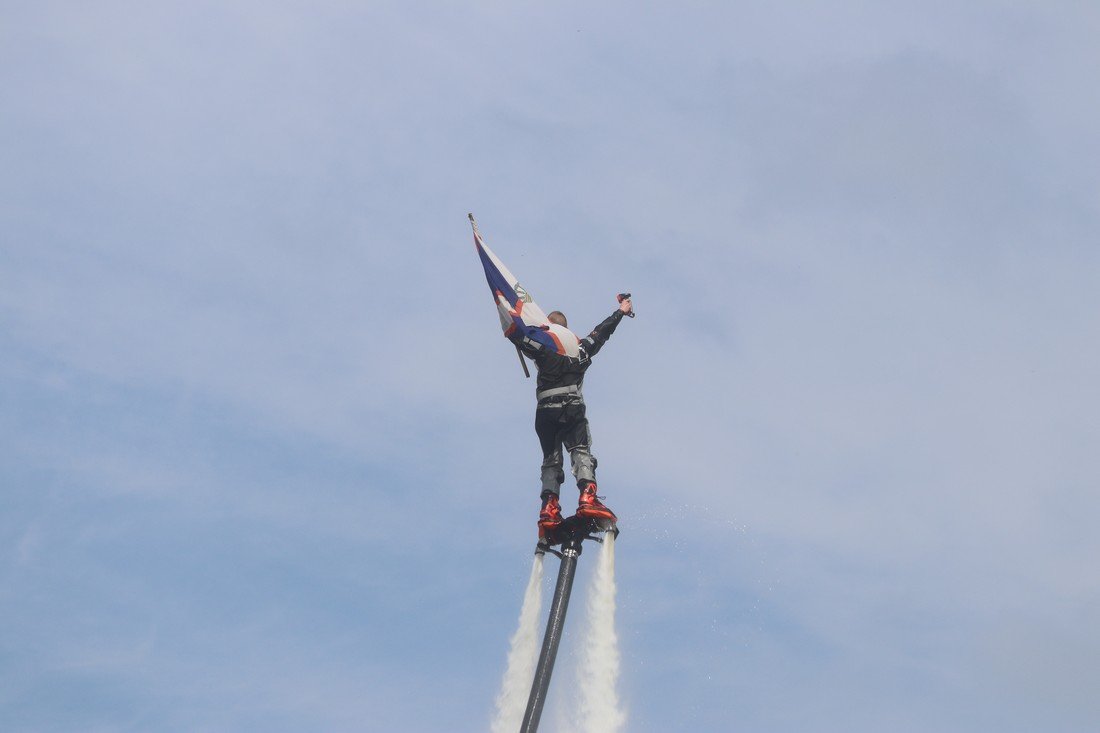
[536,384,583,401]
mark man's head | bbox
[547,311,568,328]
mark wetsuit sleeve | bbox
[580,309,625,360]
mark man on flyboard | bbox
[507,296,634,535]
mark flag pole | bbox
[469,213,531,379]
[514,341,531,378]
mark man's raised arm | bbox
[580,296,632,359]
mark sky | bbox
[2,2,1099,731]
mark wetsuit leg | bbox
[560,403,597,488]
[535,407,566,497]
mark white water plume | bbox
[491,554,545,733]
[575,533,626,733]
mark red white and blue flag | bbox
[471,216,578,358]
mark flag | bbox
[471,217,567,356]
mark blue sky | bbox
[2,2,1099,731]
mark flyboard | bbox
[470,214,621,733]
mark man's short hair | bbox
[547,311,568,327]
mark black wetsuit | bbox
[509,309,625,496]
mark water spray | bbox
[576,533,625,733]
[492,555,545,733]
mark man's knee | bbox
[541,450,565,495]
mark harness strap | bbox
[536,384,583,401]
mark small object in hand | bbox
[617,293,635,317]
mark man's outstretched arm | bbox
[581,296,632,359]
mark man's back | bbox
[514,309,627,397]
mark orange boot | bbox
[538,493,563,536]
[576,483,616,522]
